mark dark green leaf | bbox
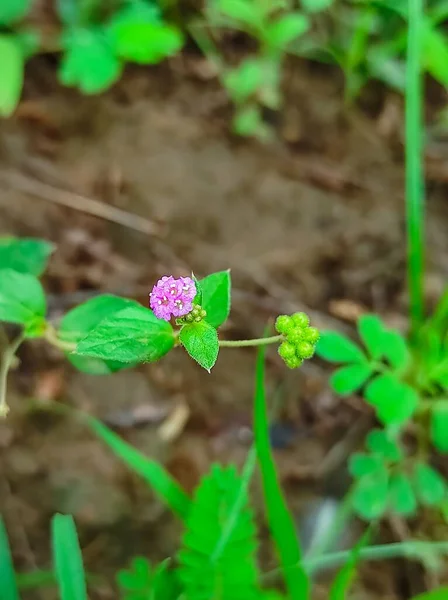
[431,401,448,453]
[0,269,46,336]
[352,466,389,520]
[413,463,446,506]
[0,517,19,600]
[0,237,54,276]
[349,453,384,479]
[330,362,372,395]
[200,270,231,328]
[75,305,175,364]
[110,21,183,64]
[366,429,402,462]
[357,314,385,360]
[265,14,309,49]
[389,473,417,516]
[59,28,122,94]
[59,294,140,374]
[52,514,87,600]
[316,331,365,363]
[224,59,263,103]
[179,320,219,371]
[365,374,418,426]
[0,35,24,118]
[0,0,31,25]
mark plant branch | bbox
[219,335,283,348]
[0,332,25,417]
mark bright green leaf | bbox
[349,453,384,478]
[0,0,31,26]
[52,514,87,600]
[75,305,175,363]
[200,270,231,328]
[118,557,180,600]
[389,472,417,516]
[365,374,418,426]
[431,401,448,453]
[411,589,448,600]
[59,28,122,94]
[265,13,309,49]
[301,0,334,13]
[329,530,370,600]
[0,517,19,600]
[217,0,258,25]
[316,331,365,363]
[0,269,46,336]
[413,463,446,507]
[366,429,402,462]
[381,329,410,370]
[423,24,448,87]
[0,237,54,276]
[224,59,264,103]
[179,320,219,371]
[352,467,389,520]
[59,294,141,374]
[330,362,372,395]
[0,36,24,118]
[110,21,183,64]
[358,314,385,360]
[233,104,264,137]
[15,29,40,59]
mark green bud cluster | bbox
[275,312,319,369]
[177,304,207,325]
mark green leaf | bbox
[301,0,334,13]
[110,21,183,65]
[178,464,259,600]
[59,294,140,374]
[0,36,24,118]
[330,363,372,395]
[88,416,191,520]
[357,314,385,360]
[388,472,417,516]
[365,374,418,426]
[56,0,80,26]
[329,530,370,600]
[233,104,265,137]
[0,0,31,25]
[411,589,448,600]
[75,305,175,364]
[352,465,389,520]
[118,557,180,600]
[52,514,87,600]
[349,453,384,479]
[316,331,365,363]
[0,237,54,276]
[381,330,410,370]
[265,14,309,49]
[431,401,448,453]
[16,569,56,590]
[224,59,263,103]
[366,429,402,462]
[0,517,19,600]
[423,24,448,87]
[200,270,231,328]
[0,269,46,336]
[217,0,258,25]
[254,342,309,598]
[413,463,446,506]
[59,28,122,94]
[179,321,219,372]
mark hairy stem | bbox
[219,335,283,348]
[0,333,25,417]
[44,326,76,352]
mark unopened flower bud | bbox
[292,312,310,328]
[297,341,315,359]
[278,341,296,360]
[304,327,320,344]
[275,315,293,334]
[285,356,303,369]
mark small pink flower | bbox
[149,275,196,321]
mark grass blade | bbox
[253,343,310,599]
[16,570,55,590]
[0,517,19,600]
[87,416,191,520]
[329,529,370,600]
[411,589,448,600]
[51,514,87,600]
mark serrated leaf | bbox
[330,362,372,395]
[178,464,259,600]
[75,305,175,363]
[110,21,183,64]
[265,13,309,49]
[431,401,448,453]
[316,331,365,363]
[381,329,410,370]
[59,295,141,374]
[0,517,19,600]
[365,374,418,426]
[200,270,231,328]
[0,269,46,336]
[358,314,385,360]
[413,463,446,506]
[224,59,263,103]
[0,237,54,276]
[366,429,402,462]
[352,466,389,520]
[52,514,87,600]
[0,0,31,26]
[388,472,417,516]
[0,35,24,118]
[179,320,219,371]
[59,28,122,94]
[349,453,384,478]
[301,0,334,13]
[117,557,180,600]
[217,0,257,25]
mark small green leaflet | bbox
[59,28,122,94]
[365,374,418,426]
[316,331,365,363]
[0,237,54,275]
[217,0,258,25]
[0,35,24,117]
[52,514,88,600]
[388,473,417,517]
[117,557,180,600]
[412,463,446,507]
[265,13,309,49]
[431,401,448,453]
[0,517,19,600]
[0,0,31,26]
[59,295,141,374]
[233,105,264,137]
[352,465,389,520]
[110,21,183,64]
[411,588,448,600]
[0,269,46,336]
[301,0,334,13]
[366,429,402,462]
[224,59,264,103]
[180,321,219,372]
[200,270,231,328]
[75,305,175,364]
[357,314,410,370]
[330,362,372,395]
[349,453,384,478]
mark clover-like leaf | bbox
[0,269,46,337]
[358,314,386,360]
[330,362,372,395]
[388,472,417,516]
[200,270,231,329]
[316,331,365,363]
[431,401,448,453]
[366,429,402,462]
[381,329,410,370]
[179,321,219,372]
[365,374,418,426]
[224,59,264,103]
[0,35,24,118]
[0,237,54,276]
[349,453,384,479]
[301,0,335,13]
[265,13,309,49]
[352,464,389,520]
[413,463,446,507]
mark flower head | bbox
[149,275,196,321]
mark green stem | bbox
[406,0,425,336]
[0,332,25,417]
[219,335,283,348]
[44,326,76,352]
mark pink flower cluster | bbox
[149,275,196,321]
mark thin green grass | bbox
[52,514,88,600]
[0,517,19,600]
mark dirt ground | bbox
[0,54,448,599]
